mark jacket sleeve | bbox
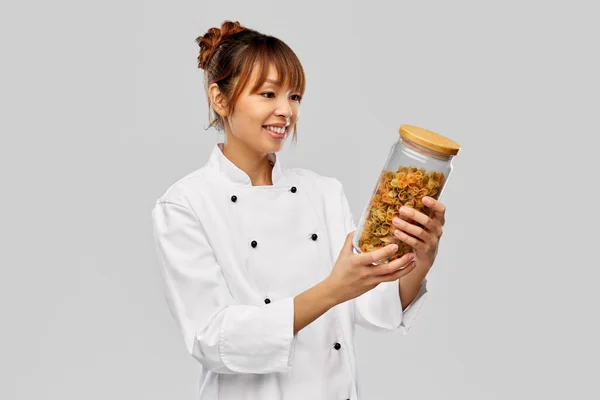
[151,200,297,374]
[336,180,429,334]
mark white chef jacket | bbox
[151,142,428,400]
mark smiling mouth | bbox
[262,127,286,140]
[262,125,287,135]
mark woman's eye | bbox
[261,92,302,102]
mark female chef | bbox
[151,20,446,400]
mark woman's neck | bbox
[221,138,274,186]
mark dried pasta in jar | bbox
[352,125,460,264]
[357,167,445,261]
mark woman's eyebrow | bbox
[261,79,298,93]
[264,79,281,86]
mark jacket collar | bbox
[207,142,285,187]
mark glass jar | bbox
[352,125,461,264]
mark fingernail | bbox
[390,244,398,252]
[408,253,414,261]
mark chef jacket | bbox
[151,142,429,400]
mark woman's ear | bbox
[208,83,228,117]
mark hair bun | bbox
[196,20,248,70]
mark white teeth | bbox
[265,126,285,134]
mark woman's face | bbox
[222,63,302,154]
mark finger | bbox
[399,204,442,237]
[392,216,433,244]
[372,252,415,276]
[343,231,355,255]
[422,196,446,226]
[356,242,398,265]
[379,260,418,282]
[392,227,423,250]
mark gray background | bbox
[3,0,599,399]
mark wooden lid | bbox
[398,125,460,156]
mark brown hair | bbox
[195,21,306,144]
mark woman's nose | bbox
[275,98,293,118]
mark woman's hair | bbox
[196,21,305,143]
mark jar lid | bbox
[399,125,460,156]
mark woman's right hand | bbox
[325,231,417,305]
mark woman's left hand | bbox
[391,196,446,270]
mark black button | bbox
[290,186,297,193]
[334,342,341,350]
[231,195,237,202]
[264,298,271,304]
[251,240,257,248]
[311,233,318,241]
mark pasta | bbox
[357,166,445,262]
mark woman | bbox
[151,20,445,400]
